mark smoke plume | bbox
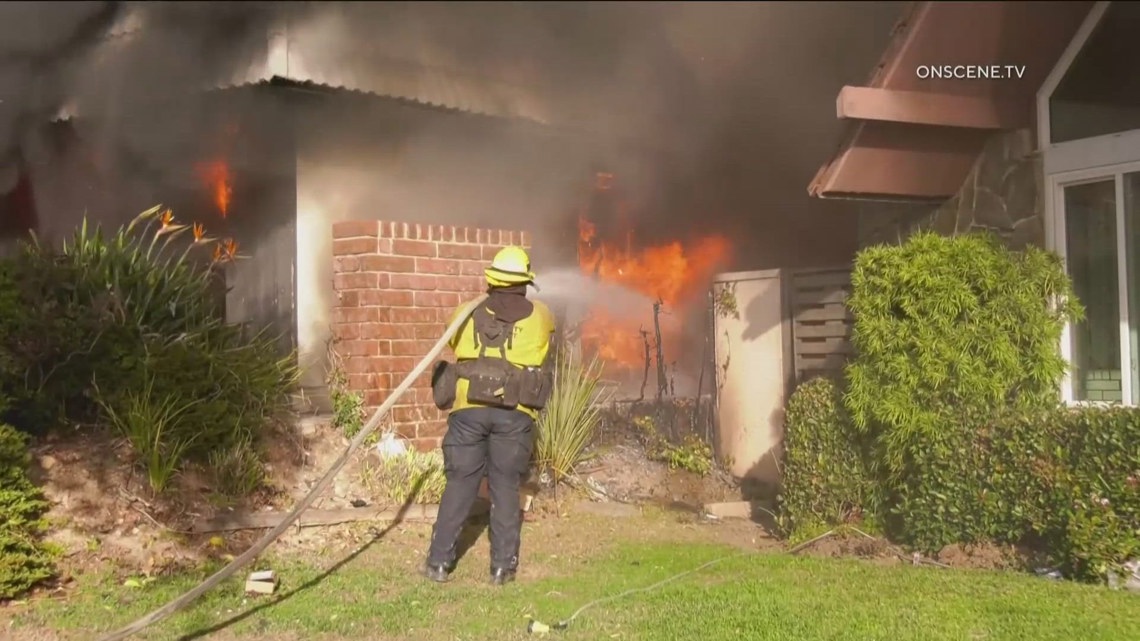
[0,1,904,267]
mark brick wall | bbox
[330,220,532,451]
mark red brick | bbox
[359,290,413,307]
[412,437,443,452]
[394,239,437,257]
[348,372,392,391]
[393,405,430,423]
[334,272,378,290]
[335,307,381,324]
[374,356,418,373]
[332,323,361,341]
[433,275,466,292]
[413,323,446,339]
[389,339,437,353]
[332,220,380,239]
[363,323,416,340]
[413,371,434,389]
[415,257,460,275]
[418,420,446,439]
[332,237,377,256]
[391,340,422,356]
[414,291,460,308]
[391,308,438,323]
[439,226,456,242]
[334,256,360,272]
[343,357,375,375]
[390,273,438,290]
[359,255,415,273]
[377,222,396,238]
[337,340,382,357]
[459,260,484,276]
[362,390,391,406]
[377,239,393,254]
[357,324,384,339]
[336,290,359,308]
[481,244,506,260]
[438,243,482,260]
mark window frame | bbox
[1040,1,1140,407]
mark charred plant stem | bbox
[653,299,666,400]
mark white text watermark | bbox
[915,65,1026,80]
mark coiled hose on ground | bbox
[95,293,489,641]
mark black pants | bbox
[426,406,535,571]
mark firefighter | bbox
[422,246,556,585]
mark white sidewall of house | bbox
[1039,1,1140,407]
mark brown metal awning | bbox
[809,1,1095,201]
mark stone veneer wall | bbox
[329,220,531,451]
[856,129,1044,251]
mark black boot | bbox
[490,567,516,586]
[421,563,451,583]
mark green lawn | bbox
[8,512,1140,641]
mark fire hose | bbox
[95,293,489,641]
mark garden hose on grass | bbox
[94,294,490,641]
[525,550,752,635]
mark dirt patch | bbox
[578,399,741,510]
[579,441,739,509]
[22,400,747,595]
[793,534,905,565]
[935,543,1032,571]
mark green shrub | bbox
[535,348,612,483]
[997,407,1140,581]
[843,232,1081,551]
[0,423,57,600]
[778,377,873,540]
[656,435,714,476]
[0,207,297,497]
[363,448,447,505]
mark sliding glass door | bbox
[1057,166,1140,405]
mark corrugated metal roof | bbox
[59,10,560,128]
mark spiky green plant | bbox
[535,348,613,483]
[95,376,201,494]
[363,448,448,505]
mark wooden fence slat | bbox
[794,288,848,306]
[795,338,853,355]
[789,267,854,384]
[792,322,852,338]
[795,354,849,371]
[795,305,852,323]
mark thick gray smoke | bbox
[0,1,903,262]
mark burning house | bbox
[4,3,881,480]
[5,4,738,431]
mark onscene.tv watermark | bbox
[916,64,1026,80]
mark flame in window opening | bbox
[577,173,731,373]
[196,160,233,218]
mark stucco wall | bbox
[856,129,1044,250]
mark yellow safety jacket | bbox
[448,298,556,419]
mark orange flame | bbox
[196,160,233,218]
[577,176,731,374]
